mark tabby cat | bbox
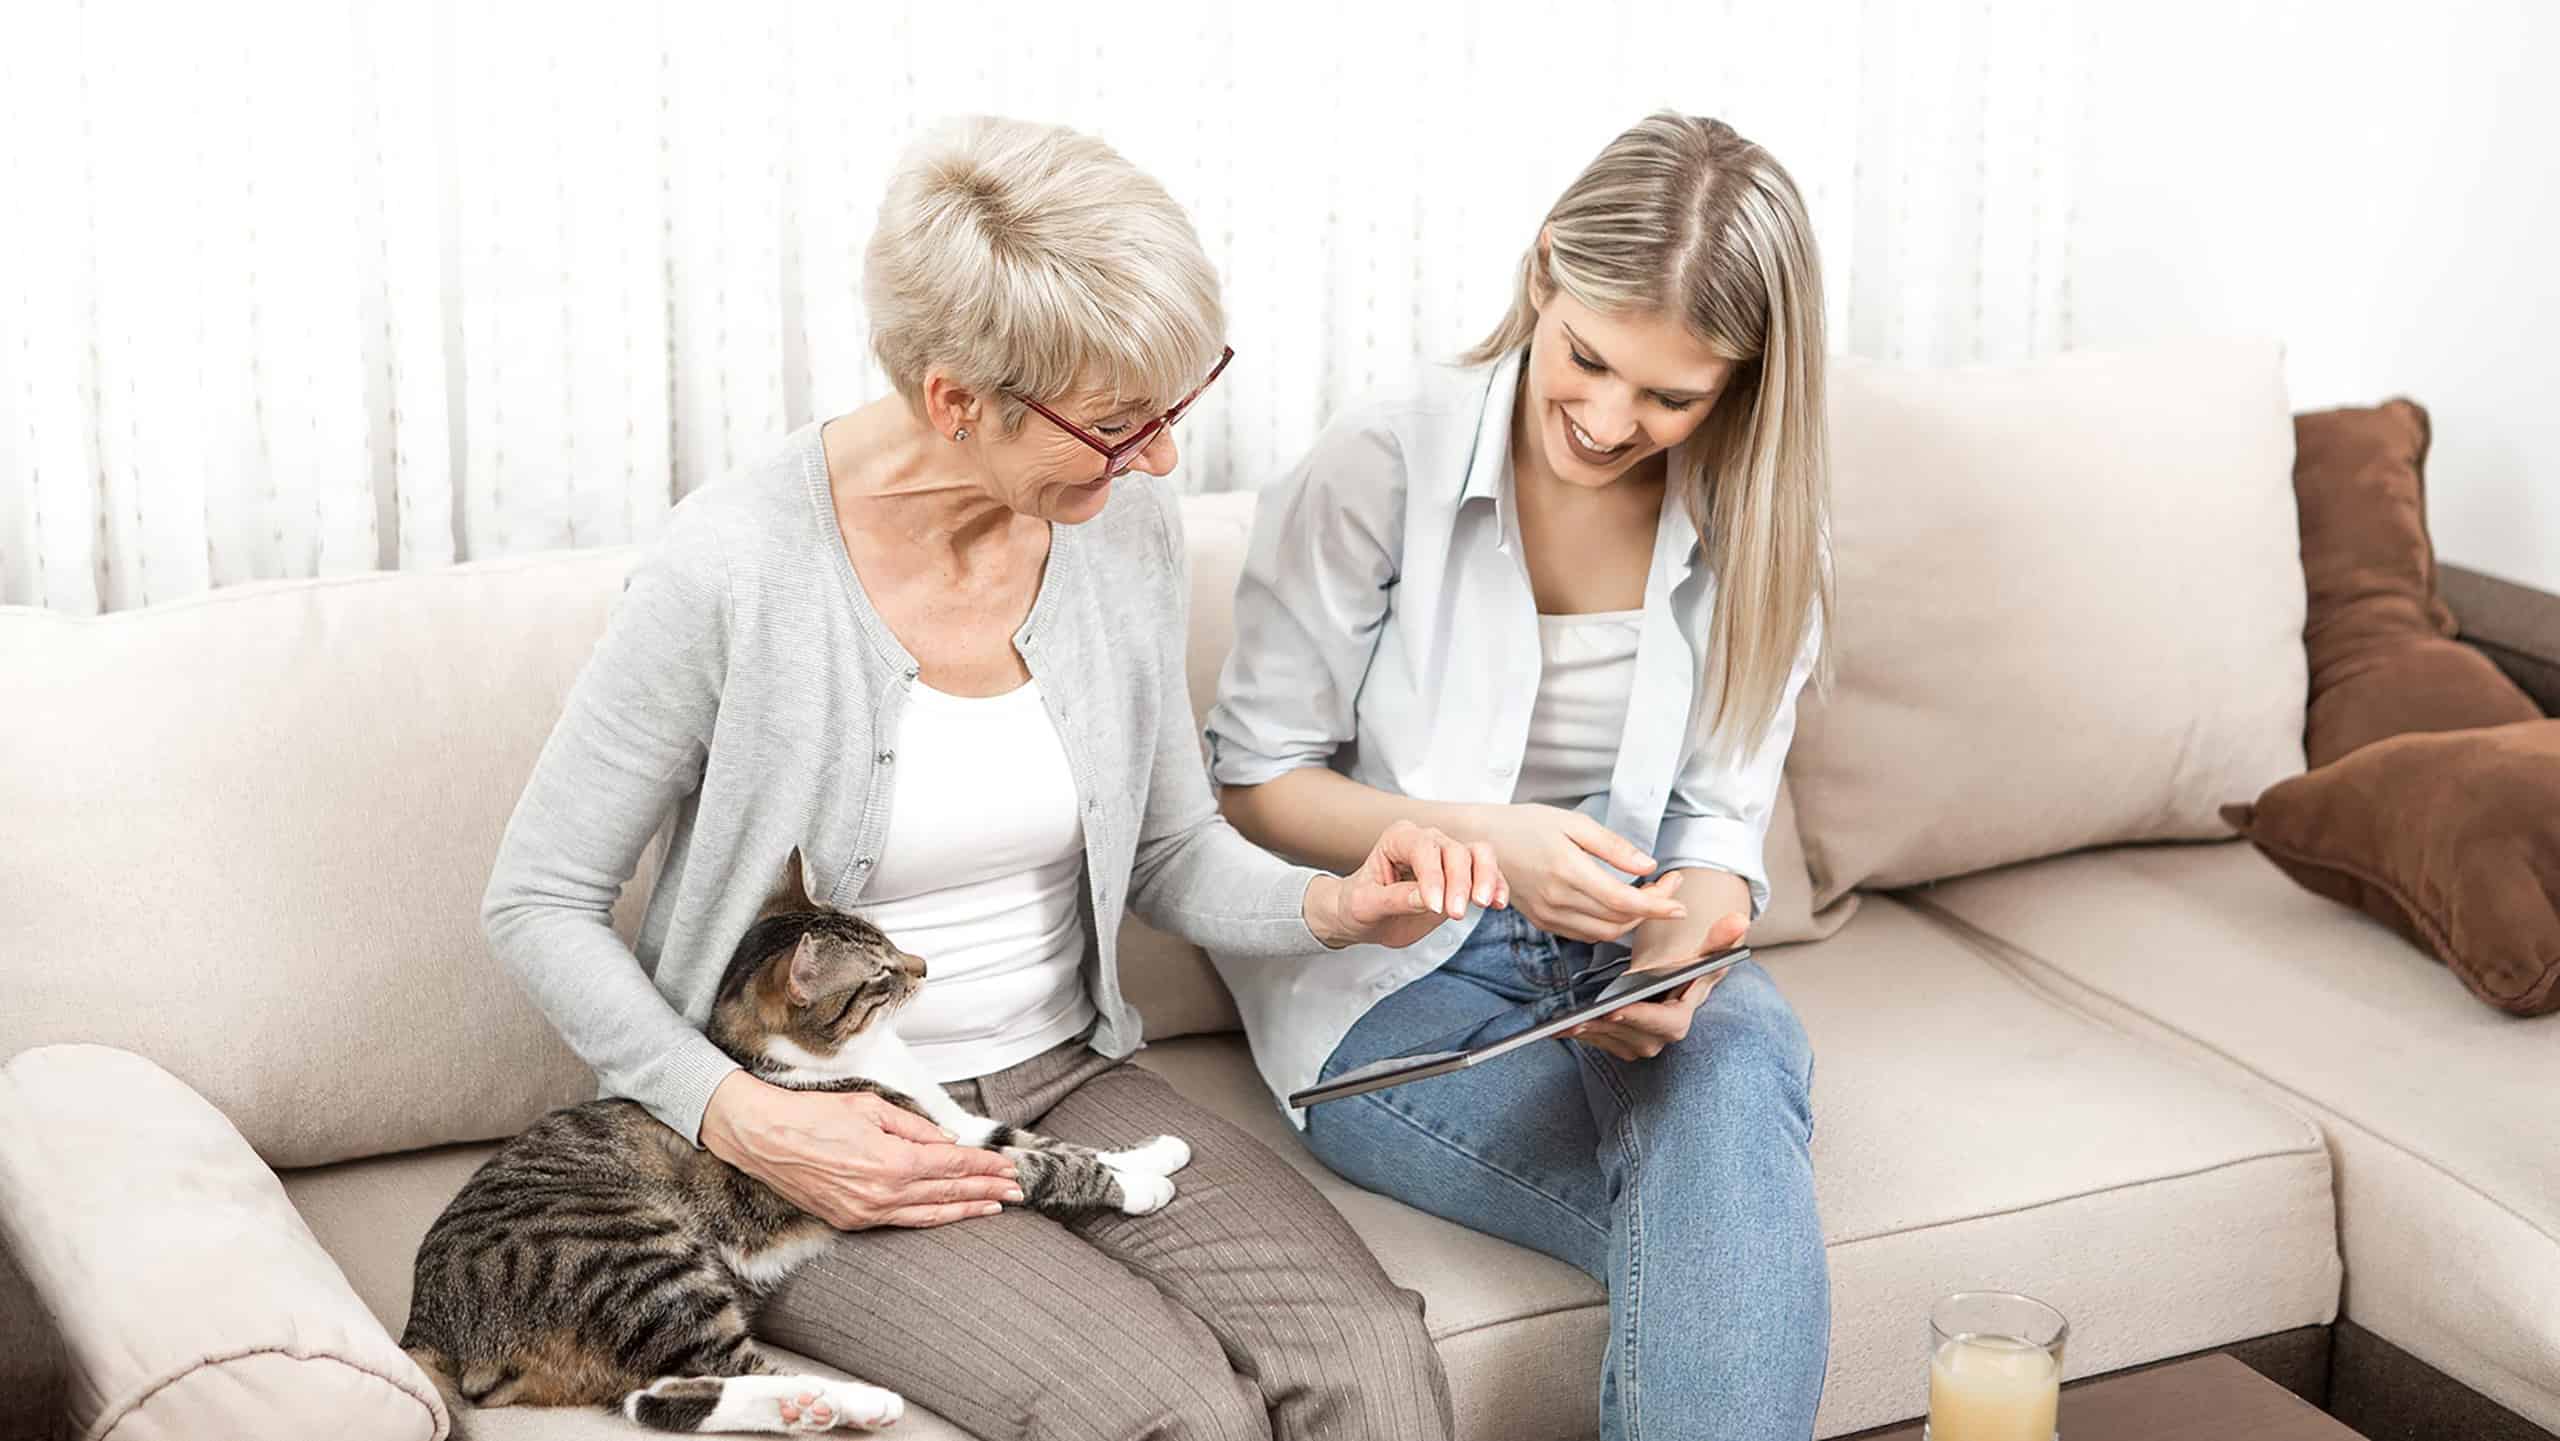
[401,848,1193,1434]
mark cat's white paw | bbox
[808,1378,904,1431]
[636,1374,905,1432]
[1102,1134,1191,1177]
[1114,1170,1176,1215]
[774,1377,905,1431]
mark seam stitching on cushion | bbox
[1429,1299,1609,1345]
[88,1345,440,1441]
[1899,891,2560,1252]
[1899,892,2331,1158]
[1826,1147,2327,1248]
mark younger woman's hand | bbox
[1567,909,1752,1061]
[1468,803,1688,943]
[1307,819,1507,950]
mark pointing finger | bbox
[1566,815,1658,876]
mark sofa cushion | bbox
[0,1045,446,1441]
[1906,840,2560,1430]
[1785,340,2308,906]
[0,551,646,1169]
[283,896,2335,1440]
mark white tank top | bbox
[1511,610,1643,808]
[861,678,1097,1082]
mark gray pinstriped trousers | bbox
[758,1039,1455,1441]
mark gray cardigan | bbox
[482,423,1326,1142]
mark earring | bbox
[952,427,970,442]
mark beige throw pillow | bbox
[0,1045,446,1440]
[1787,341,2309,904]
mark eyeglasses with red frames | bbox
[1013,346,1235,479]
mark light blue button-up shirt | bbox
[1204,350,1816,1120]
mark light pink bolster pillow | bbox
[0,1045,448,1441]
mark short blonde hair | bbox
[865,117,1224,433]
[1468,112,1833,765]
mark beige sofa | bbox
[5,388,2557,1439]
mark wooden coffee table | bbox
[1853,1353,2364,1439]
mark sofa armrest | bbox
[2441,563,2560,717]
[0,1045,449,1440]
[0,1238,64,1441]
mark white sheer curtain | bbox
[0,0,2081,614]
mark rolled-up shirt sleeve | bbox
[1205,412,1405,788]
[1653,613,1824,921]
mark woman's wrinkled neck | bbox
[822,397,1023,564]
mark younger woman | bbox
[1207,113,1835,1439]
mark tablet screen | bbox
[1290,945,1752,1108]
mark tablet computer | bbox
[1286,944,1753,1109]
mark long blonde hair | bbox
[1468,112,1832,763]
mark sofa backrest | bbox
[0,494,1260,1170]
[1,336,2314,1169]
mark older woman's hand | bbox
[1305,818,1508,951]
[700,1072,1022,1230]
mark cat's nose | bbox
[900,951,928,979]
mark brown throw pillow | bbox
[2223,720,2560,1017]
[2293,401,2540,765]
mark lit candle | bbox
[1927,1332,2059,1441]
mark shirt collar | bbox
[1457,348,1524,510]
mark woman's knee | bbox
[1619,962,1813,1136]
[1060,1338,1268,1441]
[1693,961,1813,1083]
[1282,1280,1453,1440]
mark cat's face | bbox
[707,848,929,1063]
[765,914,926,1052]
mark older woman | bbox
[481,117,1473,1439]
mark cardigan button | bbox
[855,857,873,870]
[876,750,894,765]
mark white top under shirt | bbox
[861,678,1097,1082]
[1511,610,1645,808]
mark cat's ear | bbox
[765,846,820,918]
[784,934,826,1006]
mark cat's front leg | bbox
[978,1124,1191,1217]
[1097,1134,1191,1178]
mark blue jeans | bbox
[1303,906,1829,1441]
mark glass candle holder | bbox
[1923,1291,2069,1441]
